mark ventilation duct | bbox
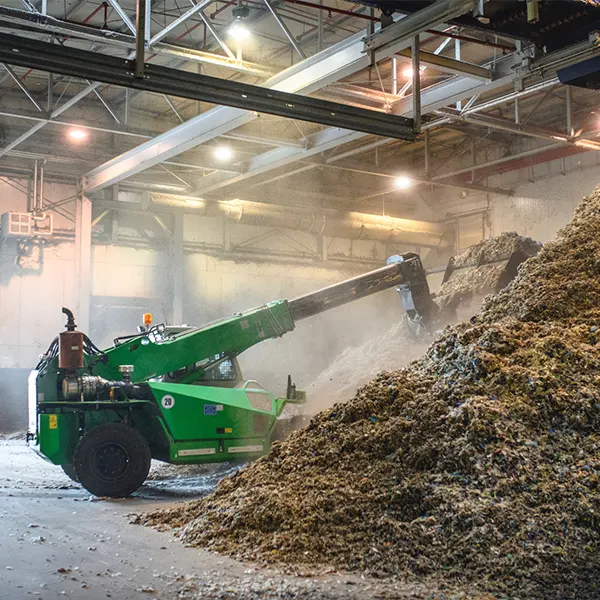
[146,193,454,249]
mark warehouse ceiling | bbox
[354,0,600,51]
[0,0,599,223]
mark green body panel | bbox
[149,382,277,441]
[92,300,295,382]
[39,412,79,465]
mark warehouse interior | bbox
[2,0,600,598]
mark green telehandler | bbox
[28,253,437,497]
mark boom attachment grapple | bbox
[29,253,435,497]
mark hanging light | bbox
[394,175,413,190]
[402,65,425,79]
[67,128,88,142]
[229,2,251,41]
[214,146,233,162]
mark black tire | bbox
[61,463,80,483]
[73,423,151,498]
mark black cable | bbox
[36,337,58,371]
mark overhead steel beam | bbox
[431,142,564,181]
[438,109,600,151]
[148,0,214,46]
[320,162,514,196]
[221,132,306,149]
[188,66,565,195]
[396,47,491,80]
[0,82,102,158]
[106,0,136,34]
[0,6,272,77]
[193,127,367,193]
[1,62,44,111]
[197,9,235,60]
[0,33,414,140]
[82,6,465,192]
[189,49,533,196]
[390,57,518,117]
[363,0,476,54]
[390,37,597,118]
[264,0,306,59]
[81,20,424,192]
[0,105,297,166]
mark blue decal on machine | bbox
[204,404,218,416]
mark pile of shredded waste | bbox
[140,193,600,599]
[304,319,427,414]
[434,231,542,318]
[306,232,541,412]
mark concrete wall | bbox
[446,149,600,247]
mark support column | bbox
[412,36,421,133]
[171,209,184,325]
[135,0,147,79]
[74,193,92,333]
[566,85,573,137]
[317,0,323,51]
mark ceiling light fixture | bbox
[229,2,251,41]
[228,22,251,41]
[68,128,88,142]
[394,175,413,190]
[214,146,233,161]
[401,66,425,79]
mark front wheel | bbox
[73,423,151,498]
[61,463,79,483]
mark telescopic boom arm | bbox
[86,253,435,384]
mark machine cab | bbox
[162,353,245,389]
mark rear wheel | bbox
[73,423,151,498]
[61,463,79,483]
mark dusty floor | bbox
[0,440,481,600]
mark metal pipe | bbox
[462,78,560,116]
[146,193,454,248]
[264,0,306,59]
[317,0,323,51]
[31,159,38,213]
[431,142,565,181]
[37,158,45,212]
[144,0,152,41]
[424,128,430,177]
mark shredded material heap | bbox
[434,231,542,317]
[141,192,600,599]
[304,319,426,414]
[307,232,541,412]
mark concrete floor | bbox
[0,440,465,600]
